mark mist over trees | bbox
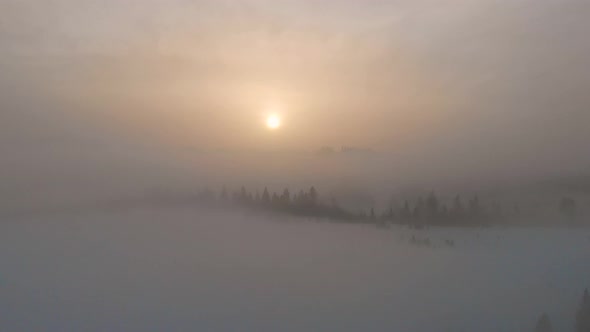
[189,185,586,227]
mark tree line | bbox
[197,186,354,221]
[533,288,590,332]
[192,185,580,226]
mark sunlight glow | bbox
[266,114,281,130]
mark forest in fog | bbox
[2,0,590,331]
[161,184,587,228]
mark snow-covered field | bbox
[1,207,588,332]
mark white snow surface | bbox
[1,207,589,332]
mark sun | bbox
[266,114,281,130]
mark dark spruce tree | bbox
[280,189,291,207]
[534,313,553,332]
[239,186,248,204]
[262,187,271,206]
[451,195,465,224]
[254,191,260,204]
[577,289,590,332]
[220,186,228,201]
[467,195,483,224]
[400,200,411,224]
[559,197,577,221]
[309,186,318,206]
[425,191,439,221]
[271,192,280,209]
[387,206,394,221]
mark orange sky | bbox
[1,0,590,192]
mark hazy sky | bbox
[1,0,590,209]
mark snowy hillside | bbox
[1,208,588,332]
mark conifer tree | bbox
[309,186,318,206]
[220,186,228,201]
[426,191,439,220]
[281,189,291,206]
[451,195,465,223]
[534,313,552,332]
[576,289,590,332]
[262,187,271,205]
[560,197,577,221]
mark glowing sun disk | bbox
[266,114,281,129]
